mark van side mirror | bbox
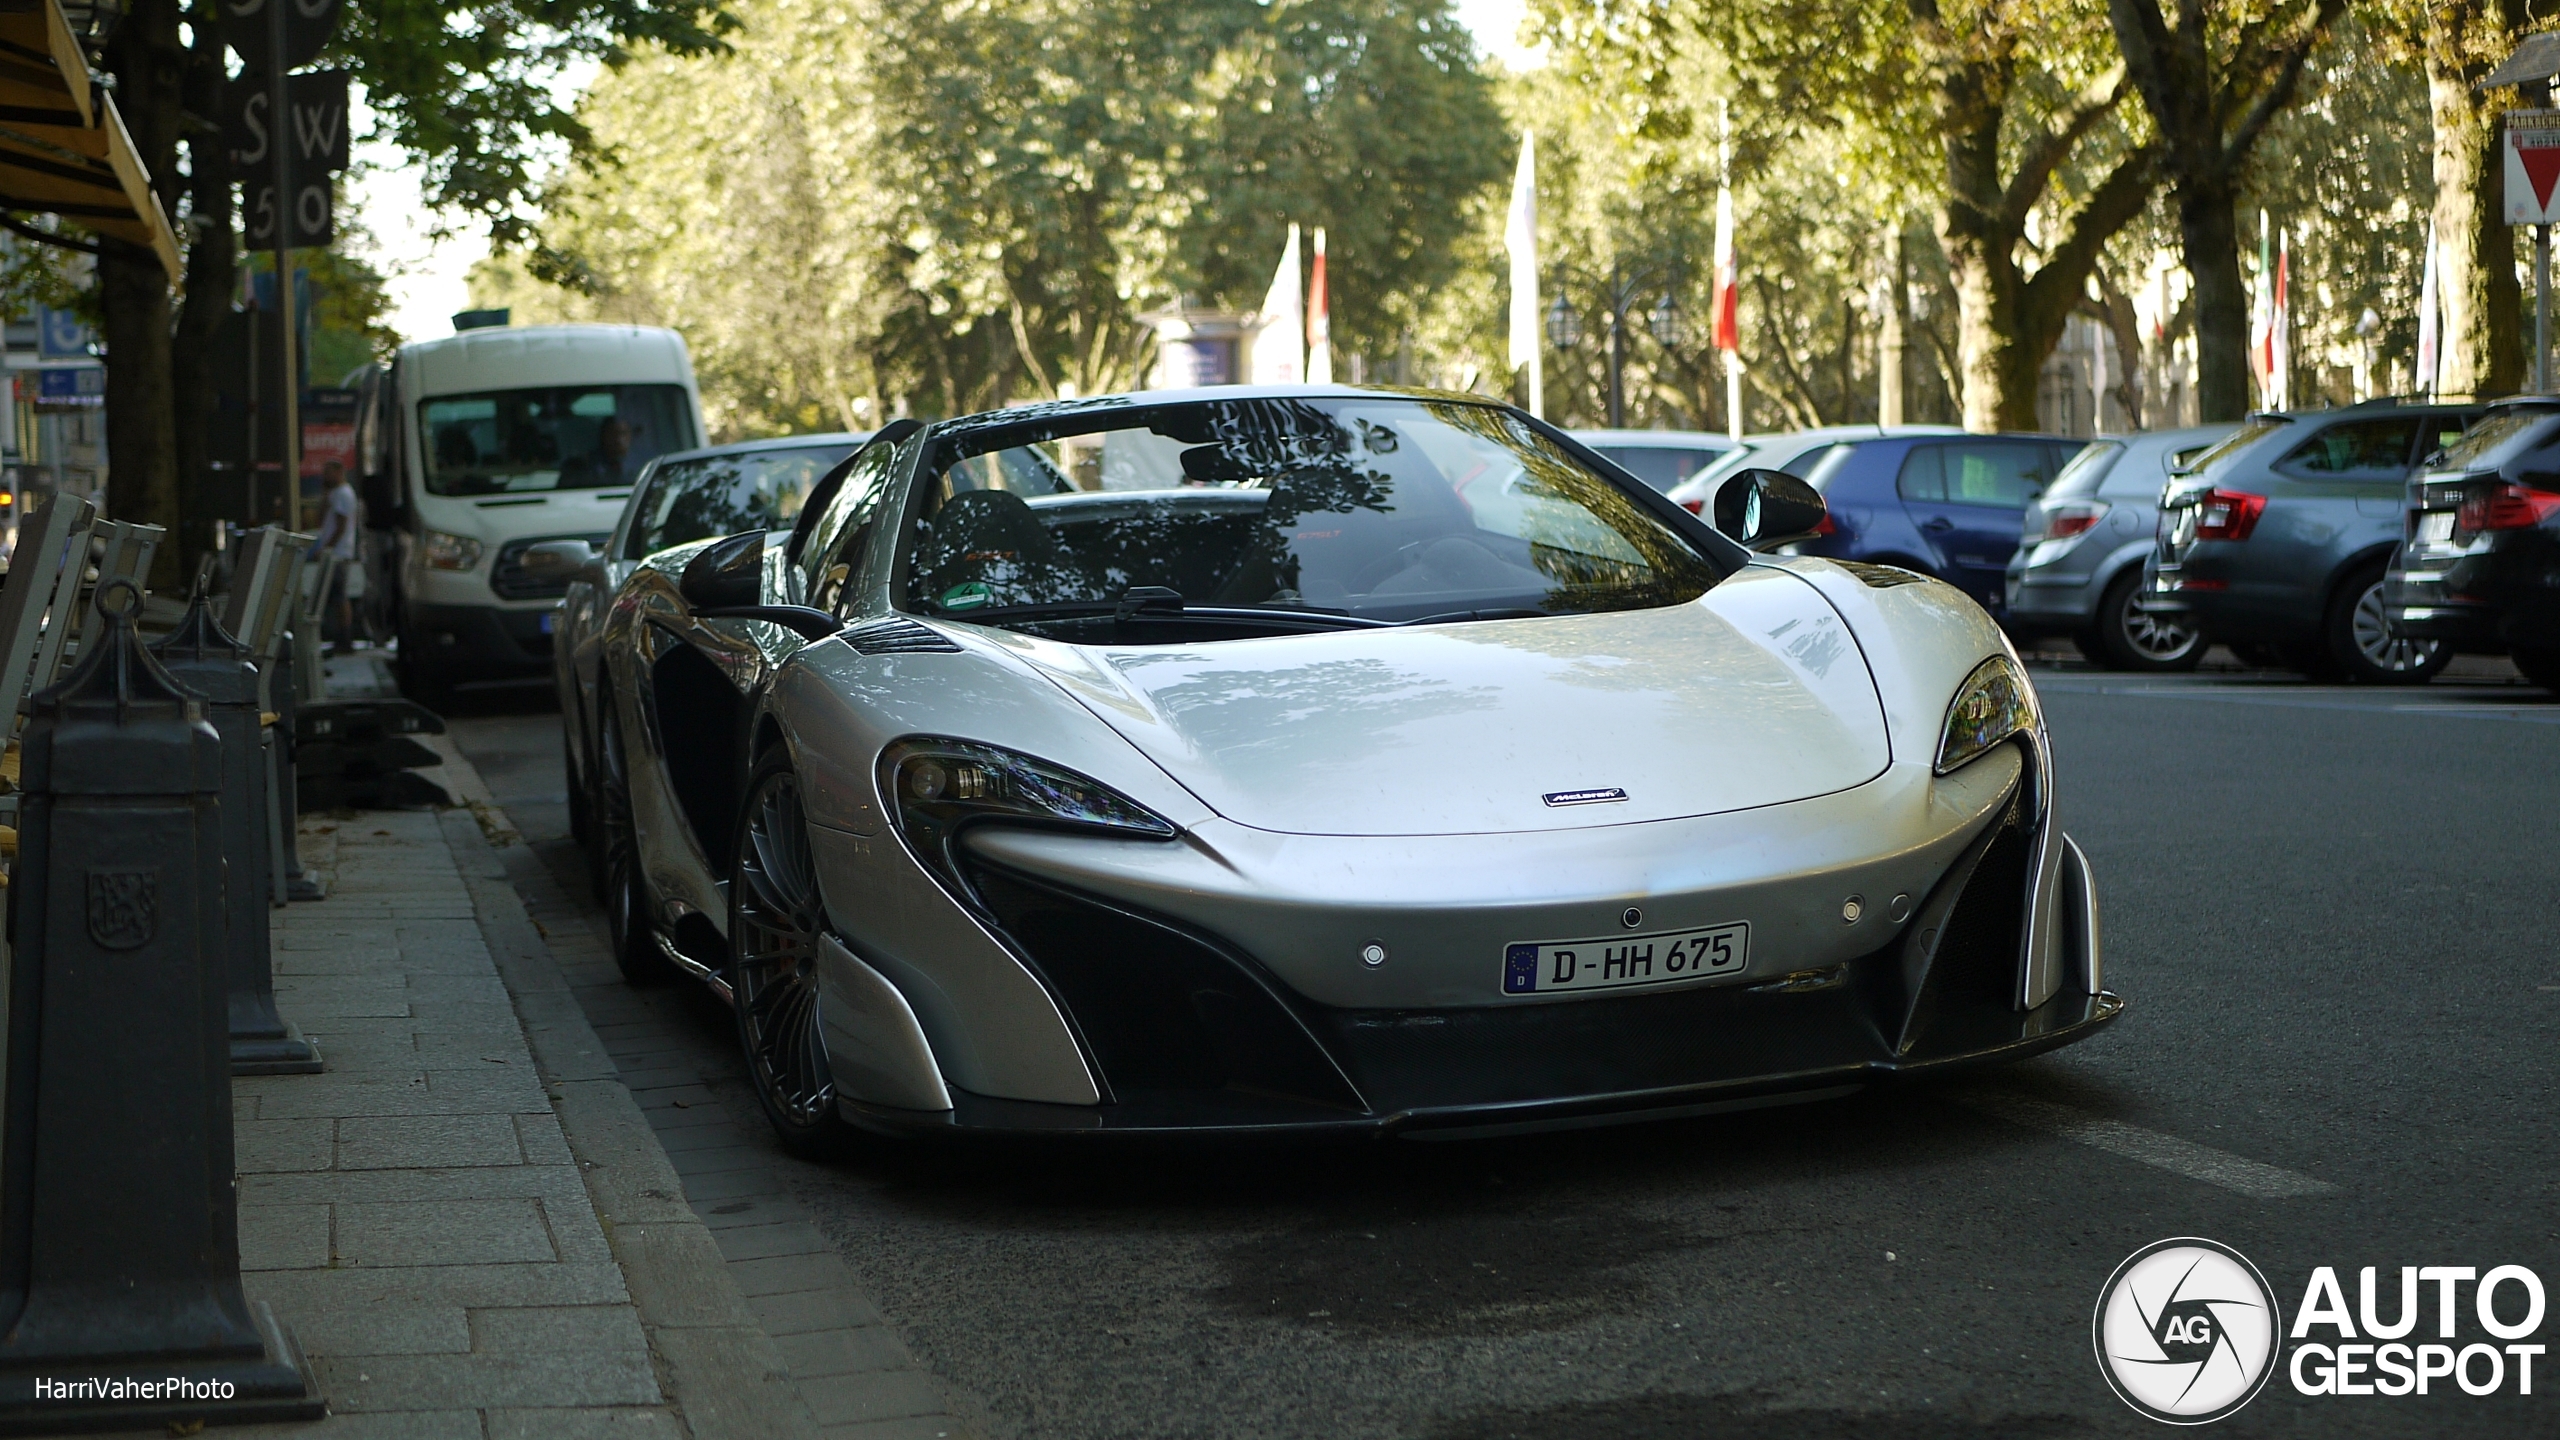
[680,531,764,611]
[1712,468,1829,551]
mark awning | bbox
[2484,32,2560,93]
[0,0,181,281]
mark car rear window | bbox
[2043,441,2124,501]
[1590,444,1724,493]
[2432,409,2560,471]
[1897,441,2049,507]
[624,443,857,559]
[2181,417,2290,475]
[2277,418,2419,477]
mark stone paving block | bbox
[680,1167,786,1204]
[238,1202,331,1270]
[713,1221,833,1264]
[696,1194,796,1230]
[469,1303,647,1354]
[411,1030,542,1064]
[820,1417,966,1440]
[244,1162,590,1210]
[485,1407,684,1440]
[337,1113,525,1169]
[747,1286,886,1335]
[235,1092,262,1122]
[655,1119,757,1154]
[723,1254,847,1299]
[517,1112,575,1165]
[247,1260,631,1314]
[272,975,413,1018]
[221,1408,487,1440]
[256,1073,434,1119]
[336,1199,557,1267]
[798,1370,950,1426]
[286,1304,473,1358]
[235,1118,337,1174]
[289,1032,422,1072]
[609,1223,756,1328]
[407,998,527,1028]
[774,1326,917,1380]
[316,1349,662,1411]
[662,1143,780,1178]
[405,973,516,1005]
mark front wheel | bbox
[2087,568,2204,672]
[2512,646,2560,694]
[2325,564,2450,685]
[730,753,856,1159]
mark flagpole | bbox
[1718,99,1741,440]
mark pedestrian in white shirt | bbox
[309,461,361,653]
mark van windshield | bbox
[419,384,697,496]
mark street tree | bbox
[2107,0,2348,419]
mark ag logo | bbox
[2094,1237,2281,1424]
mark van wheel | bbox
[2087,569,2203,671]
[2326,562,2450,685]
[395,624,453,712]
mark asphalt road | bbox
[446,659,2560,1439]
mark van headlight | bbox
[879,737,1176,903]
[1936,655,2038,774]
[423,530,483,571]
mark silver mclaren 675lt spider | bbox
[575,385,2117,1152]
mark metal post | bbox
[1606,264,1626,428]
[152,579,322,1074]
[2540,223,2552,393]
[264,0,300,527]
[0,580,324,1429]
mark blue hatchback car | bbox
[1785,432,2088,613]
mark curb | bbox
[421,733,824,1440]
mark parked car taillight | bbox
[2193,489,2267,541]
[2458,482,2560,531]
[2027,500,2109,543]
[1680,498,1704,515]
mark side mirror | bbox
[680,530,764,611]
[1712,468,1828,551]
[516,538,595,580]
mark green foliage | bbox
[502,0,1508,436]
[327,0,737,245]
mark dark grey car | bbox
[2003,424,2234,670]
[2143,402,2484,683]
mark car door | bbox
[1896,439,2054,606]
[2247,415,2429,626]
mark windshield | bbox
[2179,417,2289,476]
[420,384,697,496]
[624,442,858,559]
[2431,409,2560,471]
[899,397,1722,638]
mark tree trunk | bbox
[171,6,235,586]
[1878,228,1907,426]
[99,0,184,582]
[2178,177,2254,419]
[2429,44,2525,399]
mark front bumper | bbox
[2387,546,2560,651]
[836,752,2116,1139]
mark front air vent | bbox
[845,617,963,655]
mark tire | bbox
[565,720,592,849]
[2325,562,2450,685]
[596,697,672,984]
[730,751,857,1159]
[396,630,453,713]
[2512,646,2560,694]
[2086,568,2204,672]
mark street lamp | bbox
[1545,294,1583,351]
[1649,292,1682,349]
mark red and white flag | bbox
[1306,227,1332,385]
[1711,185,1739,354]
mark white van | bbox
[351,324,705,700]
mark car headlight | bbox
[879,737,1176,904]
[1936,655,2038,774]
[423,529,484,571]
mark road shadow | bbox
[1423,1391,2086,1440]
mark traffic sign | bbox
[226,69,348,178]
[2506,109,2560,224]
[219,0,343,73]
[244,176,331,248]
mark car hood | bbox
[1005,566,1890,837]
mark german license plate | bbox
[2419,511,2455,544]
[538,610,556,634]
[1502,923,1749,996]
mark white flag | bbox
[1249,224,1304,385]
[1503,132,1542,417]
[2416,223,2441,399]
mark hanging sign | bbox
[219,0,343,74]
[2505,110,2560,224]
